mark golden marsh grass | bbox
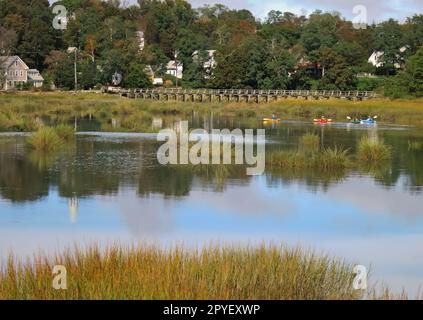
[0,244,362,300]
[1,92,423,131]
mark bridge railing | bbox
[112,87,377,98]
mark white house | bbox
[192,50,217,69]
[144,65,163,86]
[0,55,44,90]
[166,60,183,79]
[28,69,44,88]
[192,50,217,78]
[368,46,408,69]
[368,51,384,68]
[153,78,163,85]
[136,31,145,51]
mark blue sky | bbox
[120,0,422,22]
[190,0,422,21]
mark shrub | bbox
[267,147,349,171]
[357,138,392,164]
[320,146,350,170]
[55,124,75,142]
[357,77,385,91]
[27,127,63,152]
[299,133,320,152]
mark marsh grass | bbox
[27,124,76,154]
[268,132,349,171]
[267,151,308,169]
[1,93,423,132]
[267,145,350,171]
[299,133,320,152]
[357,138,392,164]
[320,146,350,170]
[55,125,75,143]
[27,127,63,152]
[0,244,361,300]
[365,283,423,300]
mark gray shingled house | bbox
[0,56,44,90]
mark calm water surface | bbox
[1,117,423,294]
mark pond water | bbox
[1,116,423,294]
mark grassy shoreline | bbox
[0,92,423,131]
[0,243,417,300]
[0,243,361,300]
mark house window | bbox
[20,71,23,77]
[15,71,18,76]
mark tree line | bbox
[0,0,422,97]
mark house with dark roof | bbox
[0,56,44,90]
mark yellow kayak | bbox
[263,118,281,122]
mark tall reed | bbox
[356,138,392,164]
[299,133,320,151]
[55,124,75,143]
[27,127,63,152]
[267,146,349,171]
[0,244,361,300]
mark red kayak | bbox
[313,118,332,124]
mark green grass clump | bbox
[0,244,361,300]
[55,124,75,142]
[267,146,349,171]
[320,146,350,170]
[27,125,75,152]
[299,133,320,151]
[27,127,63,152]
[267,151,308,169]
[357,138,392,164]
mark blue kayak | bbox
[360,119,376,124]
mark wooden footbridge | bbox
[105,87,377,102]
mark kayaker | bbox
[271,113,277,120]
